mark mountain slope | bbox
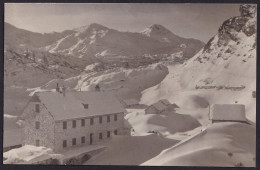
[4,22,75,50]
[141,4,256,121]
[181,4,256,89]
[5,22,204,60]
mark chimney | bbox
[56,83,60,92]
[62,85,66,96]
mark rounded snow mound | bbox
[142,122,256,166]
[126,109,201,136]
[3,145,54,164]
[178,95,210,109]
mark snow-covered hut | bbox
[20,90,127,152]
[210,104,247,123]
[120,98,139,108]
[145,99,179,114]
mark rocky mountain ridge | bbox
[5,22,205,61]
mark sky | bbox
[5,3,241,42]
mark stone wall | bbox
[54,112,124,152]
[23,102,55,150]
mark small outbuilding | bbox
[210,104,247,123]
[120,98,139,108]
[145,99,179,114]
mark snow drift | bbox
[142,122,256,167]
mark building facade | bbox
[20,91,126,152]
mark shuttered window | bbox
[107,131,110,138]
[63,121,67,129]
[114,129,118,135]
[35,104,40,113]
[72,138,76,145]
[35,121,40,129]
[99,116,102,124]
[73,120,76,128]
[81,136,85,144]
[90,118,94,125]
[81,119,85,127]
[99,133,102,140]
[63,140,67,148]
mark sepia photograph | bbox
[3,2,257,166]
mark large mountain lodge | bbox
[20,89,129,152]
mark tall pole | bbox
[208,104,210,120]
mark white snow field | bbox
[27,63,169,102]
[3,145,58,164]
[84,134,179,165]
[126,109,201,137]
[142,122,256,167]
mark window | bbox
[99,116,102,124]
[63,122,67,129]
[35,121,40,129]
[81,119,85,127]
[72,138,76,145]
[73,120,76,128]
[35,104,40,113]
[114,129,118,135]
[99,133,102,140]
[107,115,110,123]
[90,118,94,125]
[63,140,67,148]
[82,103,89,109]
[114,114,117,121]
[90,133,93,145]
[36,140,40,146]
[107,131,110,138]
[81,136,85,144]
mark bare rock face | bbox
[194,4,256,64]
[239,4,257,18]
[218,5,256,44]
[203,4,257,52]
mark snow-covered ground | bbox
[3,145,57,164]
[84,134,179,165]
[125,108,201,137]
[142,122,256,167]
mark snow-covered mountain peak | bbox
[141,24,172,37]
[87,23,109,31]
[73,23,109,37]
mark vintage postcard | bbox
[3,3,256,166]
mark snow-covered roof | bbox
[121,98,139,106]
[210,104,247,122]
[150,99,172,111]
[171,103,179,108]
[152,102,167,111]
[159,99,171,106]
[32,91,126,121]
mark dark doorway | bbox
[90,133,93,145]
